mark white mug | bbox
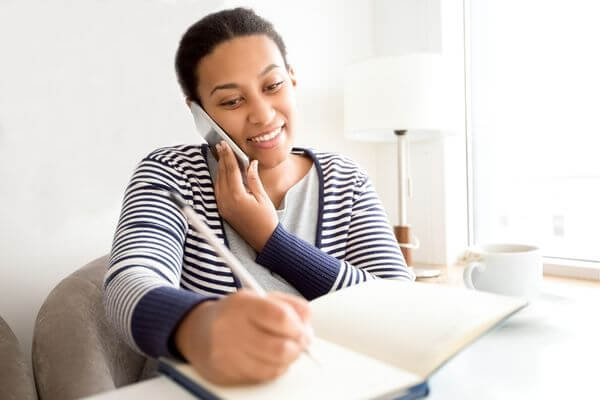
[463,243,543,298]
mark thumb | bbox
[246,160,269,201]
[270,292,312,324]
[270,293,315,347]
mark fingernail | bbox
[253,160,259,170]
[215,143,221,152]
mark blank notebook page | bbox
[173,337,421,400]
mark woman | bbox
[104,7,413,385]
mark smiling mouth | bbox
[248,125,284,143]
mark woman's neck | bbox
[259,154,312,209]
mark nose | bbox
[247,95,276,125]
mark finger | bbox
[245,160,269,201]
[269,293,314,347]
[210,144,220,161]
[242,326,303,366]
[248,298,307,342]
[196,349,283,386]
[215,142,228,190]
[192,359,241,386]
[238,349,291,383]
[269,292,312,324]
[220,141,245,189]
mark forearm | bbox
[255,224,340,300]
[256,224,410,300]
[104,155,216,358]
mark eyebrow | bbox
[209,64,281,96]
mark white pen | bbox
[168,190,320,365]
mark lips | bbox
[248,125,285,143]
[247,124,285,149]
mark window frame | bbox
[461,0,600,280]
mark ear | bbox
[287,66,297,87]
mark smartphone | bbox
[189,101,250,183]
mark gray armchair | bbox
[0,315,37,400]
[32,255,157,400]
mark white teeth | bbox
[250,127,282,142]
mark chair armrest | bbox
[0,316,37,400]
[32,255,147,400]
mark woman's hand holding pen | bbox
[174,290,313,385]
[168,188,320,385]
[214,141,278,252]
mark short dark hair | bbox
[174,7,289,105]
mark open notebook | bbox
[159,280,527,400]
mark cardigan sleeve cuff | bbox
[255,223,341,300]
[131,286,217,359]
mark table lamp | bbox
[343,54,442,266]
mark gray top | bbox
[207,152,318,295]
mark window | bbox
[467,1,600,264]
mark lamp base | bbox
[394,225,412,266]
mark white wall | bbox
[374,0,441,55]
[0,0,225,359]
[0,0,381,358]
[370,0,468,265]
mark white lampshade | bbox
[343,54,443,142]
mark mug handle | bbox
[463,262,486,289]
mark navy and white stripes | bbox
[103,144,413,358]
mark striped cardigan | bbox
[103,144,413,358]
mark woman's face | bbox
[195,34,298,169]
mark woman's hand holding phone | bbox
[214,141,278,252]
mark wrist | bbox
[174,299,217,358]
[248,220,278,252]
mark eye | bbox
[265,81,284,92]
[220,97,243,108]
